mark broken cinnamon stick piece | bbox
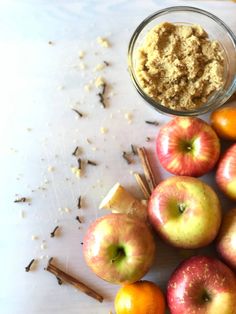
[46,258,103,303]
[137,147,156,192]
[133,172,151,199]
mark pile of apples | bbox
[83,107,236,314]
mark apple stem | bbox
[201,290,211,303]
[111,248,125,263]
[178,203,186,213]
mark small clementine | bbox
[114,280,165,314]
[211,107,236,141]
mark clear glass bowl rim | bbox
[128,6,236,116]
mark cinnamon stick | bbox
[46,258,103,303]
[133,172,151,199]
[137,147,156,192]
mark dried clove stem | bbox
[133,172,151,199]
[72,108,83,118]
[122,151,132,164]
[46,258,103,303]
[98,83,106,108]
[72,146,79,156]
[87,160,97,166]
[145,120,159,126]
[137,147,156,192]
[76,216,82,223]
[77,196,82,209]
[25,259,35,272]
[131,144,137,155]
[56,276,63,285]
[78,158,82,170]
[50,226,59,238]
[14,197,27,203]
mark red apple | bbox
[148,176,221,249]
[167,256,236,314]
[83,213,156,285]
[216,143,236,200]
[156,117,220,177]
[217,208,236,270]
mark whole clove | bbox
[103,61,109,66]
[56,277,63,285]
[98,83,106,108]
[145,120,159,126]
[87,160,97,166]
[72,146,79,156]
[14,197,27,203]
[77,196,82,209]
[78,158,82,170]
[131,144,137,155]
[72,108,83,118]
[25,259,35,272]
[50,226,59,238]
[76,216,82,223]
[146,137,151,142]
[122,151,132,164]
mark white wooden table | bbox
[0,1,235,313]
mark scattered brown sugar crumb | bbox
[136,22,225,110]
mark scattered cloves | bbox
[56,276,63,285]
[14,197,27,203]
[145,120,159,126]
[76,216,82,223]
[87,160,97,166]
[72,146,79,156]
[78,158,82,170]
[77,196,82,209]
[131,144,137,155]
[72,108,83,118]
[122,151,132,164]
[25,259,35,272]
[50,226,59,238]
[98,83,106,108]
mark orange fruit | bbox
[114,280,165,314]
[211,107,236,140]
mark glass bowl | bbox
[128,6,236,116]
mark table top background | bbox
[0,1,235,313]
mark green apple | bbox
[148,176,222,249]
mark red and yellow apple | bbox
[83,213,156,284]
[216,143,236,200]
[148,176,222,249]
[167,256,236,314]
[156,117,220,177]
[217,208,236,270]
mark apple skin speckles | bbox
[167,256,236,314]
